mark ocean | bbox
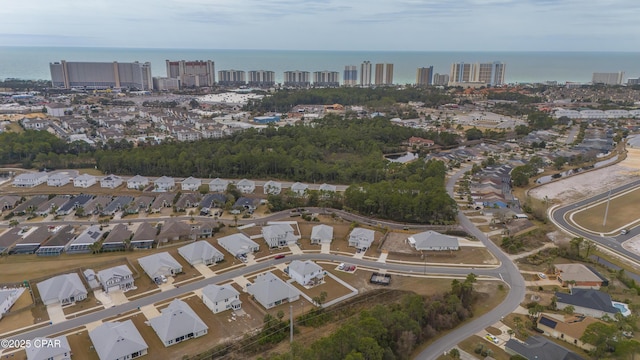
[1,46,639,85]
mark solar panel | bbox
[538,316,557,329]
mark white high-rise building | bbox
[248,70,275,87]
[360,61,372,87]
[50,61,153,90]
[343,65,357,86]
[592,72,625,85]
[449,61,505,86]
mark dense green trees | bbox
[0,130,73,167]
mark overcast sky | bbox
[1,0,638,51]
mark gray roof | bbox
[555,289,618,314]
[158,220,192,239]
[36,273,87,304]
[200,193,226,208]
[201,284,240,303]
[150,192,174,210]
[138,252,181,278]
[15,226,51,246]
[408,230,459,250]
[288,260,323,277]
[218,233,259,256]
[69,225,103,245]
[103,196,134,214]
[349,228,375,247]
[132,222,156,242]
[0,227,22,252]
[57,194,93,213]
[26,335,71,360]
[311,224,333,242]
[555,264,605,283]
[39,225,75,247]
[247,272,300,307]
[154,176,175,185]
[182,176,201,185]
[13,195,47,214]
[505,336,585,360]
[89,320,148,360]
[149,299,208,343]
[290,182,308,191]
[97,265,132,283]
[178,241,224,265]
[83,195,112,214]
[127,175,149,185]
[103,224,132,244]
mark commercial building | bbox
[217,70,246,86]
[628,77,640,85]
[374,63,393,85]
[284,71,311,87]
[153,77,180,91]
[50,60,153,90]
[313,71,340,87]
[248,70,276,87]
[433,73,450,86]
[416,66,434,86]
[166,60,215,87]
[360,61,372,87]
[449,61,505,86]
[343,65,358,86]
[592,72,625,85]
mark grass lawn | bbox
[62,292,100,316]
[571,186,640,233]
[452,335,510,360]
[67,331,100,360]
[387,247,499,266]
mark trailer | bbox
[370,272,391,285]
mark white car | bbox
[538,273,546,279]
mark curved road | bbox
[550,178,640,263]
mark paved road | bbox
[549,178,640,263]
[5,253,502,343]
[415,168,526,360]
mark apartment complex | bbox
[343,65,358,86]
[248,70,276,87]
[50,60,153,90]
[165,60,215,87]
[313,71,340,87]
[374,63,394,85]
[416,66,434,86]
[433,73,450,86]
[592,72,625,85]
[283,71,311,87]
[449,61,505,86]
[360,61,372,87]
[217,70,246,86]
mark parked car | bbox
[621,229,629,235]
[485,334,499,344]
[274,254,285,259]
[538,273,546,279]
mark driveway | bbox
[46,303,66,324]
[194,263,216,278]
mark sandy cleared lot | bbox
[529,147,640,203]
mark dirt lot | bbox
[570,187,640,233]
[67,330,100,360]
[62,292,100,316]
[386,247,498,266]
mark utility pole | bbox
[603,188,612,227]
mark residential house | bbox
[407,231,459,251]
[537,313,603,351]
[174,193,200,211]
[26,336,72,360]
[11,226,52,254]
[202,284,242,314]
[36,225,75,256]
[218,233,259,258]
[131,222,156,249]
[0,288,25,319]
[101,224,133,251]
[12,195,47,215]
[36,273,87,305]
[154,176,175,192]
[310,224,333,244]
[247,272,300,309]
[208,178,229,192]
[73,173,97,188]
[102,196,134,216]
[13,172,48,187]
[408,136,435,148]
[318,183,336,198]
[130,195,154,214]
[232,197,258,213]
[236,179,256,194]
[348,228,375,251]
[83,269,101,290]
[66,225,103,254]
[190,220,218,239]
[157,220,194,243]
[290,182,309,196]
[200,194,226,215]
[83,196,112,215]
[150,299,208,347]
[262,223,299,248]
[97,265,134,293]
[34,196,70,217]
[555,289,620,319]
[56,194,93,216]
[150,192,174,213]
[46,172,71,187]
[263,180,282,195]
[100,174,123,189]
[138,252,182,282]
[181,176,201,191]
[505,336,585,360]
[127,175,149,190]
[178,241,224,266]
[555,264,608,289]
[89,320,148,360]
[0,227,22,255]
[0,195,20,210]
[288,260,325,287]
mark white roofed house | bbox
[97,265,134,293]
[154,176,176,192]
[288,260,325,287]
[0,288,25,319]
[25,335,72,360]
[36,273,87,305]
[127,175,149,189]
[13,172,48,187]
[247,272,300,309]
[46,172,71,187]
[318,183,336,193]
[181,176,201,191]
[73,173,96,188]
[89,320,148,360]
[290,182,309,196]
[262,223,299,248]
[138,252,182,282]
[263,180,282,195]
[208,178,229,192]
[237,178,256,194]
[348,228,375,251]
[310,224,334,244]
[407,231,459,251]
[178,241,224,266]
[150,298,208,347]
[100,174,123,189]
[218,233,259,258]
[202,284,241,314]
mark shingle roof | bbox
[138,252,181,279]
[89,320,148,360]
[103,224,132,244]
[556,264,605,283]
[97,265,132,284]
[505,336,584,360]
[247,272,300,307]
[408,230,459,250]
[556,289,618,314]
[311,224,333,242]
[201,284,239,304]
[132,222,157,242]
[149,299,208,343]
[288,260,323,277]
[36,273,87,304]
[178,241,224,265]
[25,336,71,360]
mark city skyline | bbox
[1,1,638,51]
